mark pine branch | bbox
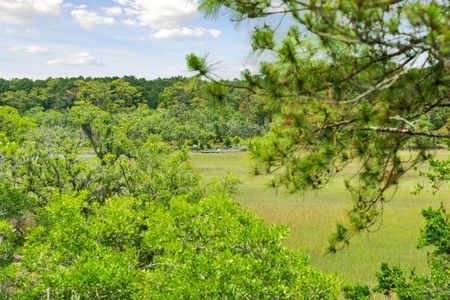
[363,127,450,138]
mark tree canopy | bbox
[189,0,450,252]
[0,103,339,299]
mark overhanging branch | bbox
[363,126,450,138]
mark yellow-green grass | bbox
[190,151,449,285]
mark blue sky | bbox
[0,0,260,79]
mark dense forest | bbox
[0,76,339,298]
[0,77,269,149]
[1,0,449,299]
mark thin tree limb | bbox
[363,126,450,138]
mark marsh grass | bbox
[190,151,449,285]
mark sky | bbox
[0,0,260,79]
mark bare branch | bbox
[363,126,450,138]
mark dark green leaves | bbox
[251,25,275,51]
[418,205,450,255]
[186,53,210,77]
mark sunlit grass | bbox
[190,151,449,285]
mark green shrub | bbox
[375,206,450,299]
[342,284,371,300]
[3,191,340,299]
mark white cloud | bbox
[0,0,63,24]
[122,0,198,29]
[114,0,129,6]
[63,3,86,9]
[71,9,116,29]
[102,6,123,16]
[11,45,51,55]
[114,0,221,40]
[25,45,50,54]
[122,19,138,26]
[47,52,104,66]
[152,27,222,40]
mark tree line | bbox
[0,77,271,149]
[0,76,181,110]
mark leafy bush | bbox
[342,284,371,300]
[375,205,450,299]
[2,186,340,299]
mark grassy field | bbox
[190,151,449,285]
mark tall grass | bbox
[190,151,449,285]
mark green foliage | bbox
[0,184,33,268]
[0,76,267,148]
[417,158,450,194]
[0,99,340,298]
[374,206,450,299]
[0,76,184,112]
[153,80,268,148]
[0,105,203,205]
[1,126,87,204]
[251,25,275,51]
[186,53,210,76]
[375,257,450,299]
[194,0,450,251]
[1,190,339,299]
[0,106,35,142]
[342,284,371,300]
[0,90,35,112]
[73,78,141,111]
[0,184,32,224]
[375,263,406,297]
[0,221,19,268]
[418,205,450,255]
